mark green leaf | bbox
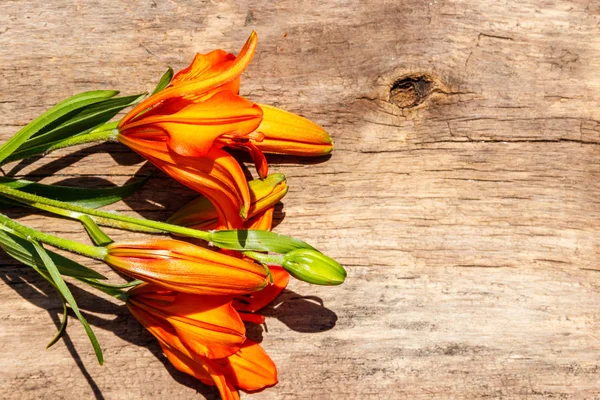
[0,229,106,280]
[30,240,104,365]
[0,175,149,208]
[79,215,113,246]
[0,90,118,164]
[210,230,317,253]
[18,93,145,151]
[151,67,174,95]
[9,237,71,349]
[46,300,69,348]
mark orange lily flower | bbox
[161,339,277,400]
[126,284,245,359]
[168,173,288,231]
[117,33,261,227]
[122,32,258,126]
[118,33,262,160]
[105,238,269,295]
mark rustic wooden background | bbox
[1,1,600,399]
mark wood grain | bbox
[1,0,600,398]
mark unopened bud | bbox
[282,249,346,285]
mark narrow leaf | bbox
[19,93,145,151]
[80,215,113,246]
[0,229,106,280]
[10,239,71,348]
[0,90,118,164]
[151,67,174,95]
[30,240,104,365]
[0,175,149,208]
[47,301,69,348]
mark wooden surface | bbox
[1,1,600,399]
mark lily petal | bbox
[121,31,258,126]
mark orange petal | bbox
[124,91,262,158]
[219,340,278,392]
[237,312,265,325]
[118,133,249,227]
[121,32,258,126]
[233,266,289,313]
[171,50,237,86]
[161,345,241,400]
[128,286,246,359]
[163,296,246,359]
[243,207,274,231]
[225,140,269,179]
[160,344,214,386]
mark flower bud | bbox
[252,104,333,156]
[105,238,269,295]
[282,249,346,285]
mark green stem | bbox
[0,213,106,259]
[0,184,212,240]
[2,122,119,165]
[243,251,285,265]
[0,186,314,264]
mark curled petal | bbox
[122,91,263,158]
[171,49,237,86]
[218,340,278,392]
[243,207,274,231]
[168,174,287,231]
[121,31,258,126]
[117,134,250,226]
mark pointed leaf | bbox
[47,301,69,348]
[9,238,71,349]
[0,90,118,164]
[151,67,174,95]
[0,229,106,280]
[19,93,145,151]
[80,215,113,246]
[0,175,149,208]
[30,240,104,365]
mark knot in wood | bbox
[389,74,436,109]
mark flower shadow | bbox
[0,262,337,400]
[0,265,221,399]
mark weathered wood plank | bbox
[1,0,600,399]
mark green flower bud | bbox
[282,249,346,285]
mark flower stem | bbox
[0,213,106,259]
[0,184,212,240]
[0,185,315,261]
[2,122,119,165]
[243,251,285,265]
